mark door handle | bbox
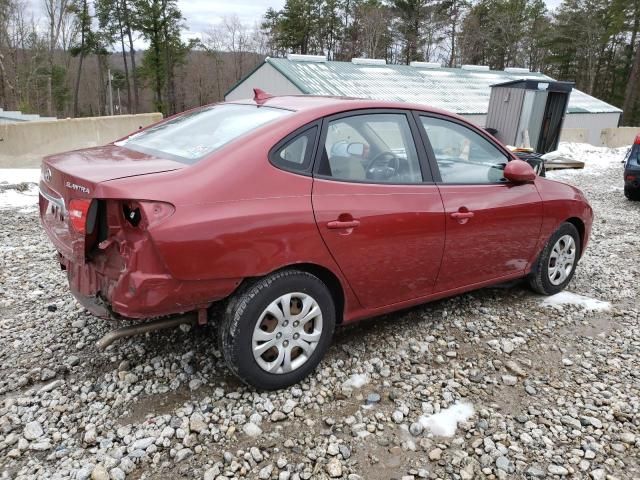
[450,211,474,220]
[327,219,360,229]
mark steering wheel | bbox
[366,151,400,181]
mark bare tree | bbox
[356,1,391,59]
[205,15,253,82]
[622,40,640,124]
[250,20,271,56]
[0,0,16,108]
[43,0,72,115]
[59,6,78,52]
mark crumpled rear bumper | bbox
[59,242,242,320]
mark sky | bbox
[178,0,282,39]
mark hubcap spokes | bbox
[252,292,323,374]
[548,235,576,286]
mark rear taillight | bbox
[69,199,94,233]
[635,134,640,145]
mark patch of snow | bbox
[342,373,369,389]
[418,402,475,437]
[544,142,628,179]
[0,169,40,211]
[541,291,611,311]
[0,168,41,185]
[0,184,38,211]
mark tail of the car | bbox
[39,148,182,265]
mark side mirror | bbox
[346,142,365,157]
[504,159,536,183]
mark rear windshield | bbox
[115,104,291,164]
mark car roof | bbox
[225,94,462,120]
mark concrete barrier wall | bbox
[560,128,588,144]
[559,126,638,148]
[600,127,639,148]
[0,113,163,168]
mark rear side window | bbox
[270,127,318,172]
[115,104,291,164]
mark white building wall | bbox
[460,114,487,128]
[562,112,621,145]
[225,63,303,101]
[462,113,621,147]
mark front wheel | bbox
[528,222,581,296]
[219,270,336,390]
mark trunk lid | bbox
[39,145,185,263]
[44,144,186,184]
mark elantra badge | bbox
[65,181,90,194]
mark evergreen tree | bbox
[133,0,186,114]
[391,0,429,63]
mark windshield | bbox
[115,104,291,164]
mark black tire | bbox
[219,270,336,390]
[624,186,640,201]
[528,222,581,296]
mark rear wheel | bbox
[528,222,581,296]
[624,185,640,201]
[219,270,336,390]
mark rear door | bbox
[416,113,543,292]
[311,110,446,309]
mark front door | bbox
[312,111,446,309]
[417,114,543,292]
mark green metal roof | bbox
[265,57,621,115]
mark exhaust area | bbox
[96,313,198,350]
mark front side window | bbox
[319,113,423,184]
[420,116,509,184]
[115,104,291,164]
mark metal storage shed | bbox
[225,56,622,146]
[486,79,574,152]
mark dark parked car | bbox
[624,133,640,200]
[39,92,593,389]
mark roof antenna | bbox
[253,88,273,104]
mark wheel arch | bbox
[565,216,586,257]
[278,263,346,324]
[230,262,347,325]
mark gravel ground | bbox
[1,153,639,480]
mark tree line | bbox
[0,0,638,125]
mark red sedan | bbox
[39,93,593,389]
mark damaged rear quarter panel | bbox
[88,109,361,319]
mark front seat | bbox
[328,155,367,181]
